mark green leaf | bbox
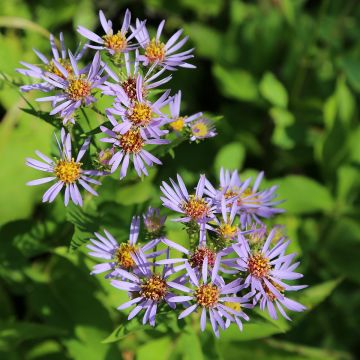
[214,142,246,175]
[271,176,334,214]
[213,65,259,102]
[269,107,295,149]
[259,72,288,108]
[338,57,360,92]
[102,318,144,344]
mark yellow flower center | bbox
[66,75,91,101]
[145,38,166,63]
[103,31,128,52]
[182,195,210,220]
[248,253,271,278]
[54,159,81,184]
[140,275,167,302]
[170,117,185,132]
[47,58,72,79]
[191,122,209,138]
[118,129,144,154]
[238,188,261,206]
[195,284,219,308]
[115,242,137,269]
[127,102,153,126]
[224,302,241,312]
[218,223,237,240]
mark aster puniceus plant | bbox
[160,174,216,243]
[205,168,284,228]
[230,228,307,319]
[189,117,217,142]
[106,74,171,139]
[101,51,172,100]
[100,124,167,179]
[132,19,195,70]
[110,253,178,327]
[26,129,101,206]
[168,259,252,337]
[87,216,163,277]
[16,32,86,93]
[36,51,107,124]
[77,9,143,56]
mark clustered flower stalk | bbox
[88,169,307,338]
[20,9,217,206]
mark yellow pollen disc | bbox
[195,284,219,308]
[223,188,239,200]
[238,188,260,206]
[218,223,237,240]
[140,275,167,302]
[118,129,144,154]
[115,243,137,269]
[103,31,128,52]
[127,102,153,126]
[170,117,185,131]
[191,122,209,137]
[145,38,166,63]
[248,253,271,278]
[47,59,72,78]
[66,75,91,101]
[182,195,209,220]
[54,159,81,184]
[263,279,285,302]
[224,302,241,312]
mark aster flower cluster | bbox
[19,9,217,206]
[88,169,306,337]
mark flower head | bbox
[86,216,163,276]
[143,207,167,234]
[168,259,252,337]
[26,129,101,206]
[189,117,217,142]
[132,19,195,70]
[36,51,107,124]
[77,9,142,55]
[111,253,178,326]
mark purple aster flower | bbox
[26,129,102,206]
[16,32,86,93]
[100,125,167,179]
[205,169,284,228]
[167,91,203,133]
[106,74,170,139]
[36,51,107,124]
[160,174,216,244]
[189,117,217,142]
[131,19,195,70]
[143,207,167,234]
[168,258,251,337]
[100,50,172,101]
[86,216,163,277]
[231,229,306,306]
[77,9,144,55]
[110,252,178,327]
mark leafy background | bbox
[1,0,360,359]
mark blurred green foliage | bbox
[0,0,359,359]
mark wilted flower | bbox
[132,19,195,70]
[36,51,107,124]
[87,216,162,276]
[77,9,143,55]
[17,33,85,93]
[143,207,167,234]
[26,129,101,206]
